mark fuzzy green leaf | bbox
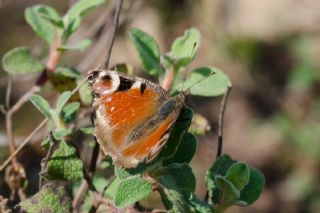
[80,126,94,135]
[30,95,52,118]
[63,0,105,38]
[173,67,231,97]
[152,163,195,212]
[36,5,63,28]
[58,39,92,51]
[115,167,132,180]
[189,194,215,213]
[77,78,93,106]
[226,163,250,191]
[55,67,82,79]
[18,183,72,213]
[62,102,80,124]
[164,133,197,165]
[160,107,193,159]
[46,141,83,182]
[171,28,201,60]
[56,91,72,114]
[2,47,44,74]
[238,168,265,205]
[25,6,55,44]
[114,177,152,208]
[129,28,163,76]
[206,154,236,191]
[52,129,72,140]
[215,176,240,203]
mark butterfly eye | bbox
[88,70,100,83]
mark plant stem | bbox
[216,84,232,158]
[104,0,123,69]
[0,118,48,171]
[162,69,175,91]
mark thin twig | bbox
[5,76,12,109]
[39,132,58,189]
[216,83,232,158]
[0,118,48,171]
[104,0,123,68]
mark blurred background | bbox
[1,0,320,212]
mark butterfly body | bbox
[88,70,186,168]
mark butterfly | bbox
[88,70,187,168]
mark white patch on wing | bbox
[132,81,142,89]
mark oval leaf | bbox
[63,0,105,38]
[226,163,250,191]
[36,5,63,28]
[171,27,201,59]
[114,177,152,208]
[2,47,44,74]
[238,168,265,205]
[62,102,80,123]
[57,39,92,52]
[163,133,197,165]
[25,6,55,44]
[129,28,163,76]
[215,176,240,203]
[46,141,84,182]
[30,95,52,118]
[206,154,236,190]
[56,91,72,113]
[174,67,231,97]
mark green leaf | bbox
[56,91,72,114]
[62,102,80,124]
[129,28,163,76]
[115,167,132,180]
[80,126,94,135]
[151,163,195,212]
[114,177,152,208]
[46,141,84,182]
[18,183,72,213]
[189,194,215,213]
[30,95,52,118]
[52,129,72,140]
[36,5,63,28]
[173,67,231,97]
[2,47,44,74]
[171,28,200,59]
[55,67,82,79]
[111,63,135,75]
[63,0,105,38]
[160,107,193,159]
[77,78,93,106]
[25,6,55,44]
[153,163,195,199]
[215,176,240,203]
[238,168,265,205]
[57,39,92,51]
[206,154,236,191]
[164,133,197,165]
[226,163,250,191]
[104,177,121,199]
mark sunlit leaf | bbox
[2,47,44,74]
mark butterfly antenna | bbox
[186,71,215,90]
[181,42,198,92]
